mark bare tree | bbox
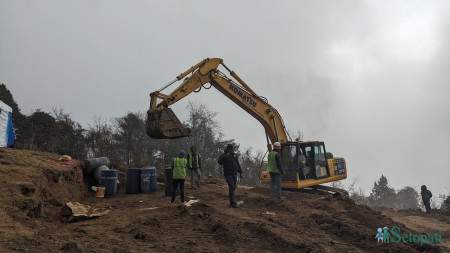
[86,116,119,165]
[238,148,266,187]
[287,128,304,142]
[351,187,369,206]
[52,106,87,159]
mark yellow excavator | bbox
[146,58,347,195]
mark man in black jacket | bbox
[218,144,243,208]
[421,185,433,214]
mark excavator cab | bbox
[261,141,346,189]
[278,142,329,181]
[146,108,191,139]
[298,142,330,179]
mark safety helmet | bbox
[273,142,281,150]
[60,155,72,161]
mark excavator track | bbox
[312,185,349,199]
[285,185,349,199]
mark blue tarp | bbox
[7,113,14,147]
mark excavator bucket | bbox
[146,108,191,139]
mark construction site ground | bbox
[0,148,448,252]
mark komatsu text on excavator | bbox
[146,58,347,193]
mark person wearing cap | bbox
[421,185,432,213]
[187,146,202,189]
[267,142,284,199]
[218,144,243,208]
[171,150,187,203]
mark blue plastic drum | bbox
[140,167,157,193]
[100,169,118,197]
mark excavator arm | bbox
[146,58,290,147]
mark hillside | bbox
[0,148,447,252]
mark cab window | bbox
[314,145,326,164]
[281,145,297,171]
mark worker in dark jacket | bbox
[218,144,243,208]
[171,150,187,204]
[267,142,284,199]
[187,146,202,189]
[421,185,432,214]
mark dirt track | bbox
[0,148,447,252]
[382,209,450,250]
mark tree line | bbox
[1,84,264,186]
[335,174,450,213]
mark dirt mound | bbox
[0,148,447,252]
[0,148,87,249]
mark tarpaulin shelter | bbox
[0,100,15,147]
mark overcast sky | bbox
[1,0,449,197]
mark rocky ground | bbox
[0,148,448,252]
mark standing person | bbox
[187,146,202,189]
[421,185,433,214]
[267,142,284,199]
[299,149,307,179]
[218,144,243,208]
[171,150,187,204]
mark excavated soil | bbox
[0,148,448,252]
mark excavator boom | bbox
[146,58,289,145]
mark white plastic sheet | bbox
[0,100,13,147]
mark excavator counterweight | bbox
[146,108,191,139]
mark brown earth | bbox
[382,209,450,250]
[0,148,448,252]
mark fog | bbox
[1,0,449,197]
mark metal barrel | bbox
[126,168,140,194]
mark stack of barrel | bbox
[83,157,118,198]
[126,167,158,194]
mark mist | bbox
[1,0,449,196]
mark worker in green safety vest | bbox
[171,150,187,203]
[187,146,202,189]
[267,142,284,199]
